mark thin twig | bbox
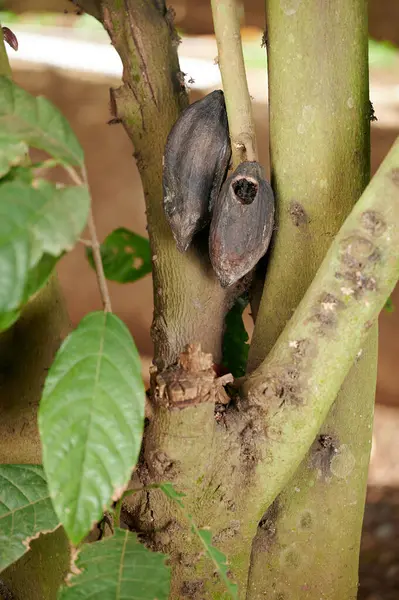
[82,166,112,313]
[78,238,93,247]
[63,163,83,186]
[61,163,112,313]
[210,0,258,168]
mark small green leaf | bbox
[39,312,146,544]
[0,180,89,312]
[0,138,28,178]
[0,465,59,572]
[58,528,170,599]
[86,227,152,283]
[369,39,398,68]
[1,163,33,184]
[159,482,185,508]
[0,76,83,166]
[195,528,238,600]
[24,254,59,301]
[160,483,238,599]
[222,295,249,378]
[384,296,395,313]
[0,309,20,332]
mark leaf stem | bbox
[210,0,257,168]
[62,163,112,313]
[82,167,112,313]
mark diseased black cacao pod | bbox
[209,161,275,287]
[163,90,231,252]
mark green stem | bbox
[243,136,399,509]
[210,0,257,167]
[0,26,12,78]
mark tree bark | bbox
[96,0,231,370]
[246,1,376,598]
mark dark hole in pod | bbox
[232,177,258,205]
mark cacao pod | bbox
[163,90,231,252]
[209,161,275,287]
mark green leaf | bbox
[222,295,249,378]
[58,528,170,599]
[369,39,398,68]
[0,139,28,178]
[0,76,83,166]
[194,528,238,600]
[160,483,238,599]
[24,254,59,301]
[0,180,89,312]
[384,296,395,313]
[39,312,146,544]
[0,309,20,332]
[1,164,33,184]
[159,482,185,508]
[86,227,152,283]
[0,465,59,572]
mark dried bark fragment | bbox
[209,161,275,287]
[163,90,231,252]
[151,343,232,408]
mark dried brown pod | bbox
[210,161,275,287]
[163,90,231,252]
[2,27,18,52]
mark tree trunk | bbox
[246,1,376,598]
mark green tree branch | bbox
[245,3,377,596]
[242,136,399,511]
[210,0,257,167]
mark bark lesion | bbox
[150,343,232,409]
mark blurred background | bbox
[1,1,398,598]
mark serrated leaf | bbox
[159,482,185,508]
[0,138,28,178]
[222,295,249,378]
[86,227,152,283]
[0,465,60,572]
[39,312,146,544]
[0,76,83,166]
[58,528,170,599]
[160,483,238,599]
[194,528,238,600]
[0,180,89,312]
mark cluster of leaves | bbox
[0,75,89,330]
[0,77,237,599]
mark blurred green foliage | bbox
[0,11,397,72]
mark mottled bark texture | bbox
[246,1,377,598]
[96,0,231,369]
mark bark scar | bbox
[151,343,233,408]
